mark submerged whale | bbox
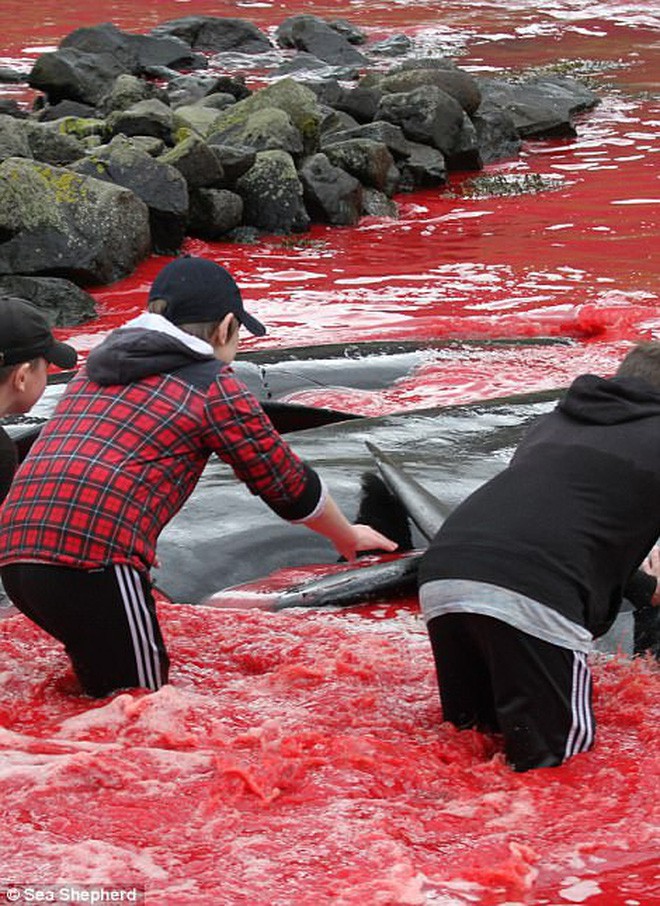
[195,392,657,659]
[1,336,564,454]
[178,390,558,603]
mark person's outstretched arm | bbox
[303,492,398,562]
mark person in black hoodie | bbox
[418,342,660,772]
[0,257,396,697]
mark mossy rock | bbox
[208,78,322,154]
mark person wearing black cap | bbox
[0,295,77,502]
[0,257,396,698]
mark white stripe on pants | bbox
[115,564,163,691]
[564,651,594,760]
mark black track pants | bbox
[2,562,170,698]
[426,612,594,771]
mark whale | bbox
[204,439,458,613]
[0,340,433,457]
[365,440,450,541]
[154,388,558,603]
[3,375,654,657]
[203,550,423,612]
[1,337,564,457]
[189,391,657,661]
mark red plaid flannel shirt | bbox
[0,368,318,573]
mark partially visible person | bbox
[630,545,660,658]
[0,257,396,698]
[0,296,77,502]
[418,341,660,772]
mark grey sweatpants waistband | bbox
[419,578,593,653]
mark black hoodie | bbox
[86,323,217,387]
[419,374,660,638]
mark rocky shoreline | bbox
[0,15,600,324]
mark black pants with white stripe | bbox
[2,562,169,698]
[426,612,594,771]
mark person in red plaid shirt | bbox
[0,257,396,697]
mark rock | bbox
[368,35,413,58]
[477,75,599,139]
[37,100,98,122]
[71,136,188,255]
[471,103,522,164]
[204,143,256,183]
[0,274,96,325]
[0,66,26,85]
[166,74,224,107]
[196,93,236,112]
[327,20,367,45]
[208,78,323,156]
[361,187,398,218]
[151,16,273,55]
[318,107,361,139]
[160,135,225,189]
[187,188,243,238]
[0,157,151,283]
[122,136,165,157]
[276,15,368,67]
[0,100,28,119]
[397,140,447,190]
[446,116,482,171]
[236,150,310,234]
[276,53,360,82]
[43,116,109,142]
[98,73,170,116]
[324,138,399,196]
[171,103,229,138]
[10,15,604,285]
[299,152,362,225]
[0,115,32,162]
[107,99,174,144]
[69,136,188,254]
[321,121,411,161]
[376,84,480,168]
[23,122,87,166]
[327,85,382,123]
[60,22,206,74]
[59,23,138,71]
[209,106,305,160]
[28,48,127,106]
[166,73,250,107]
[375,67,482,115]
[521,74,601,116]
[206,75,251,102]
[389,55,458,73]
[124,34,207,73]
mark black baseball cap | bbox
[148,256,267,337]
[0,296,77,370]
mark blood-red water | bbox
[1,599,659,904]
[1,0,659,903]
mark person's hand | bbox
[334,524,398,562]
[641,547,660,606]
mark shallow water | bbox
[1,602,659,904]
